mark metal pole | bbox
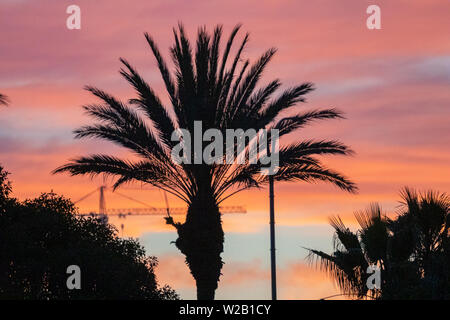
[269,175,277,300]
[99,186,106,215]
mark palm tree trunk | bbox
[170,192,224,300]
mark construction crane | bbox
[74,185,246,229]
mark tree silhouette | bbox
[306,188,450,299]
[0,165,178,300]
[54,24,356,300]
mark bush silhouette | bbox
[0,165,178,300]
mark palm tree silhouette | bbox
[54,24,356,300]
[306,204,387,299]
[306,188,450,299]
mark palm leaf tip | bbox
[0,94,9,106]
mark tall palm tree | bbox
[394,188,450,299]
[54,24,356,300]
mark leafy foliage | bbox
[306,188,450,299]
[0,165,178,300]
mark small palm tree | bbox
[306,204,390,299]
[54,24,356,300]
[307,188,450,299]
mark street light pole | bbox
[269,174,277,300]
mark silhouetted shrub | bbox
[0,165,178,300]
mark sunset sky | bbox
[1,0,449,299]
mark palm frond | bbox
[274,163,357,193]
[171,24,196,124]
[74,123,163,161]
[53,155,189,202]
[53,155,139,178]
[119,58,175,148]
[208,25,222,89]
[258,82,315,126]
[356,204,389,264]
[222,59,249,126]
[237,80,281,128]
[278,140,354,165]
[216,24,241,90]
[195,26,211,103]
[144,32,182,126]
[217,32,249,126]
